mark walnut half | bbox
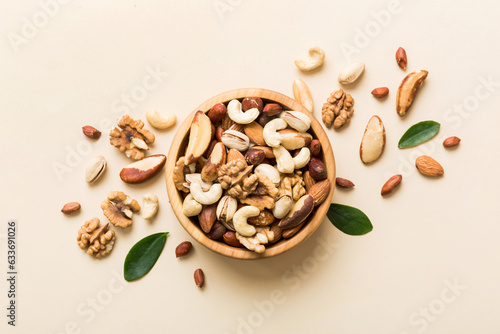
[321,89,354,129]
[101,191,141,228]
[109,115,155,160]
[77,218,115,258]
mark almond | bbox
[244,122,266,146]
[308,179,330,206]
[396,47,407,70]
[335,177,355,188]
[443,136,461,148]
[371,87,389,98]
[381,175,402,196]
[360,115,386,164]
[82,125,101,139]
[198,204,217,233]
[194,268,205,288]
[303,171,316,192]
[227,148,245,162]
[61,202,80,214]
[119,154,166,183]
[175,241,193,258]
[415,155,444,177]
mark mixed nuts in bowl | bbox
[165,88,335,259]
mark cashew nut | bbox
[233,206,260,237]
[190,182,223,205]
[184,173,212,191]
[263,118,287,148]
[182,193,202,217]
[142,192,159,220]
[273,145,295,174]
[254,164,281,185]
[146,110,177,129]
[272,196,294,219]
[293,147,311,169]
[294,47,325,72]
[227,99,259,124]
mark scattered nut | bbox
[371,87,389,98]
[100,191,141,228]
[61,202,81,214]
[294,47,325,72]
[381,175,402,196]
[396,47,407,70]
[443,136,461,148]
[207,103,227,123]
[396,70,428,117]
[185,111,212,165]
[85,155,107,184]
[82,125,101,139]
[109,115,155,160]
[322,89,354,129]
[77,218,115,258]
[293,78,313,112]
[360,116,386,164]
[146,110,176,129]
[175,241,193,258]
[142,192,159,220]
[338,62,365,85]
[415,155,444,177]
[194,268,205,288]
[336,177,355,188]
[120,154,166,183]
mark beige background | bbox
[1,0,500,333]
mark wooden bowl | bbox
[165,88,335,259]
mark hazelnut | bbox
[263,103,282,117]
[242,97,263,112]
[207,103,227,123]
[245,148,266,166]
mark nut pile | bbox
[175,97,331,253]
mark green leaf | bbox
[398,121,440,148]
[124,232,169,282]
[327,204,373,235]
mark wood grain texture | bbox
[165,88,335,259]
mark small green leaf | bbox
[398,121,440,148]
[327,204,373,235]
[124,232,169,282]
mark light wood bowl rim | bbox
[165,88,335,260]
